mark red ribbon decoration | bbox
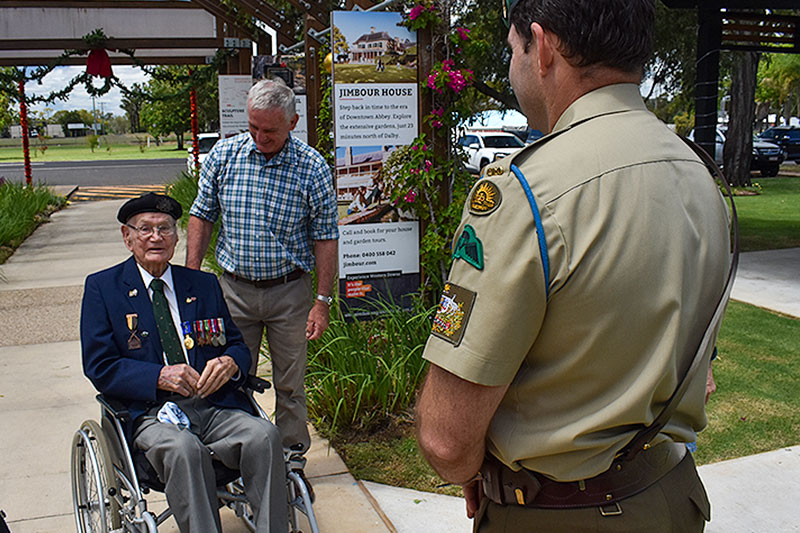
[86,48,113,78]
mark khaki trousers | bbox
[220,272,313,451]
[474,450,710,532]
[134,397,288,533]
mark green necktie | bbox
[150,278,184,365]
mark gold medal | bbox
[184,335,195,350]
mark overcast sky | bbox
[26,66,150,118]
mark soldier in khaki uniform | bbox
[416,1,731,531]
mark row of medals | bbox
[183,318,226,350]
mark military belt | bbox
[480,441,686,509]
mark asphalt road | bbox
[0,158,187,186]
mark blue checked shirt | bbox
[190,133,339,280]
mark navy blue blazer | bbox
[80,256,253,430]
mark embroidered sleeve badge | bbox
[431,282,477,346]
[469,180,502,216]
[452,224,484,270]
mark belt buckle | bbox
[599,502,623,516]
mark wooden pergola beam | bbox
[0,38,222,51]
[229,0,297,48]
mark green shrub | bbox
[0,181,66,262]
[306,298,434,437]
[168,171,221,273]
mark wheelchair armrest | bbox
[96,394,130,421]
[244,375,272,394]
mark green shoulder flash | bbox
[453,224,484,270]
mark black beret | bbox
[117,192,183,223]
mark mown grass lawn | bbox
[0,139,186,162]
[735,176,800,251]
[333,63,416,83]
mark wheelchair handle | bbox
[245,375,272,394]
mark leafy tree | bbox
[332,25,350,59]
[725,51,760,187]
[121,83,147,133]
[0,67,18,134]
[757,53,800,126]
[140,67,192,149]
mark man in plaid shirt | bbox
[187,79,338,477]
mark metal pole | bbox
[18,80,32,186]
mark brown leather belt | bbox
[224,268,304,289]
[481,441,687,509]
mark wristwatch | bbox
[316,294,333,306]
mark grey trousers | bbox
[219,272,313,451]
[133,397,288,533]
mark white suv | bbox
[186,133,220,172]
[458,131,525,173]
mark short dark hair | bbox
[510,0,655,74]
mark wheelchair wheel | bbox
[71,419,121,532]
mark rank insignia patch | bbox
[469,180,502,215]
[453,225,484,270]
[431,282,477,346]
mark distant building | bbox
[46,124,65,137]
[351,27,400,64]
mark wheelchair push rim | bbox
[71,419,122,532]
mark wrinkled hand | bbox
[197,356,238,398]
[157,364,200,397]
[305,301,330,341]
[463,478,483,519]
[705,364,716,404]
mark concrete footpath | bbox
[1,196,798,532]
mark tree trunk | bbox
[723,51,759,187]
[175,132,184,151]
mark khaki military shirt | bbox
[422,84,731,481]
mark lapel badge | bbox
[186,296,197,304]
[453,225,484,270]
[469,180,502,216]
[128,288,138,297]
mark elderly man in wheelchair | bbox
[73,193,315,532]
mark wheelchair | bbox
[70,376,319,533]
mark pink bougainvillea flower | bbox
[442,58,455,71]
[431,108,444,118]
[432,119,443,129]
[404,190,417,203]
[424,160,433,172]
[427,71,439,90]
[409,5,424,20]
[456,27,471,40]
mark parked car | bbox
[688,128,785,177]
[458,131,525,173]
[501,125,544,144]
[186,132,220,171]
[758,126,800,163]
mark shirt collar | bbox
[137,262,175,295]
[552,83,647,134]
[247,133,296,167]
